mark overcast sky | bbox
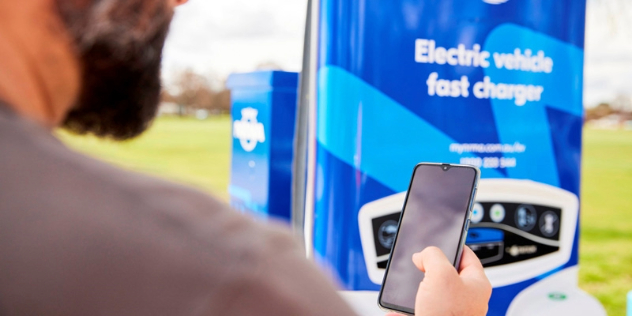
[162,0,632,107]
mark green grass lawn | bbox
[58,115,232,201]
[580,128,632,316]
[58,117,631,315]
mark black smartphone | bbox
[378,163,480,315]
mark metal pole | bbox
[291,0,312,253]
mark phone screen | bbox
[379,164,478,314]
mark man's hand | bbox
[387,246,492,316]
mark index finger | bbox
[458,246,487,279]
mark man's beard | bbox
[56,0,173,140]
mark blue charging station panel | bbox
[306,1,608,315]
[227,71,298,221]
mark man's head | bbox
[55,0,185,140]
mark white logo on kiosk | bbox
[471,203,484,224]
[233,108,265,152]
[507,245,537,257]
[490,204,506,223]
[482,0,509,4]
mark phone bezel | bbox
[377,163,480,315]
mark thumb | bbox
[411,246,455,274]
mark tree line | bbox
[161,63,284,117]
[160,69,231,116]
[585,94,632,122]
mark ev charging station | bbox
[229,0,607,315]
[227,71,298,221]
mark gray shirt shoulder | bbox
[0,107,355,316]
